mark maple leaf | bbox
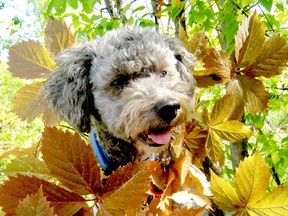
[2,157,50,180]
[0,174,87,215]
[234,151,270,205]
[210,151,288,215]
[15,186,54,216]
[248,186,288,215]
[12,81,59,126]
[8,40,56,79]
[227,75,269,114]
[45,20,76,56]
[99,161,152,216]
[248,34,288,78]
[201,96,251,164]
[41,127,101,196]
[179,26,208,60]
[235,11,266,68]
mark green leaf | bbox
[67,0,78,9]
[259,0,273,11]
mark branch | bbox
[104,0,116,19]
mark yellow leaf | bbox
[16,186,54,216]
[249,34,288,78]
[234,151,271,205]
[237,75,269,114]
[3,157,50,180]
[210,171,241,212]
[13,81,59,125]
[205,130,224,165]
[194,70,226,87]
[8,40,56,79]
[211,120,251,142]
[249,186,288,215]
[210,94,234,125]
[201,106,211,126]
[172,150,192,189]
[235,12,266,68]
[202,48,232,81]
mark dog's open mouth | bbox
[139,128,172,147]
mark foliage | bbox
[0,0,288,215]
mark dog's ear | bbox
[167,37,197,93]
[43,43,95,132]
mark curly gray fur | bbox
[42,27,196,174]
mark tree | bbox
[0,0,288,215]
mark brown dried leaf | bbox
[0,175,87,215]
[15,186,54,216]
[41,127,101,195]
[248,34,288,78]
[12,81,59,126]
[237,75,269,114]
[202,48,232,81]
[100,161,151,216]
[8,40,56,79]
[235,12,266,68]
[187,32,208,59]
[45,20,76,56]
[193,70,226,88]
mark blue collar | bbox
[91,130,112,172]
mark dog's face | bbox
[43,27,196,159]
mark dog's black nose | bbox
[154,99,180,123]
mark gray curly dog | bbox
[43,27,196,174]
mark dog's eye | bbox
[160,71,167,78]
[111,76,130,88]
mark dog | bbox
[43,27,196,174]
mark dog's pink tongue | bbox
[150,128,171,145]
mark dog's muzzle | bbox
[154,99,180,123]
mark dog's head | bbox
[43,27,196,159]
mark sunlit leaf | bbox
[237,75,269,114]
[210,94,234,125]
[211,121,251,142]
[12,81,59,126]
[2,157,50,180]
[0,175,87,215]
[100,161,151,215]
[8,40,56,79]
[234,151,271,205]
[205,130,224,165]
[249,186,288,215]
[169,205,206,216]
[248,34,288,78]
[42,127,101,195]
[193,70,226,87]
[235,12,266,68]
[186,32,208,59]
[210,171,241,212]
[202,48,231,81]
[15,186,54,216]
[45,20,76,56]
